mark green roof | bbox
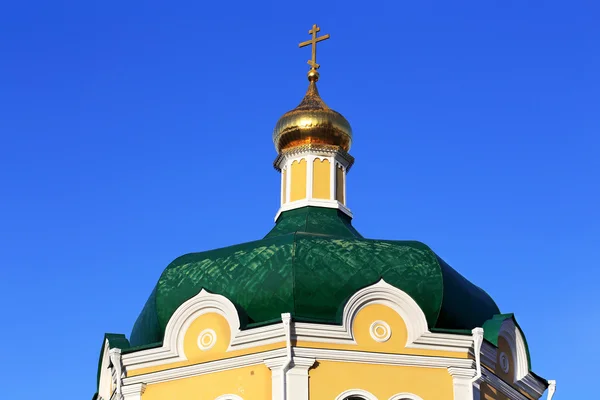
[129,207,500,347]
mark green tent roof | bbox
[129,207,500,347]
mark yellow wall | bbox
[312,158,331,199]
[295,304,467,359]
[142,364,271,400]
[290,159,307,201]
[129,312,284,376]
[282,168,287,203]
[336,165,345,204]
[131,302,467,377]
[310,361,454,400]
[480,382,509,400]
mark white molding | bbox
[306,155,314,199]
[120,383,146,400]
[121,280,475,373]
[198,328,217,351]
[109,348,123,400]
[547,380,556,400]
[98,340,112,400]
[343,280,428,346]
[369,320,392,342]
[481,369,530,400]
[125,348,285,385]
[285,164,291,205]
[471,327,484,383]
[122,289,241,371]
[515,373,548,399]
[480,341,497,371]
[214,394,243,400]
[498,319,529,382]
[388,393,424,400]
[124,346,474,386]
[294,347,474,369]
[335,389,378,400]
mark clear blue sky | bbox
[0,1,597,399]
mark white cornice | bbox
[294,347,474,369]
[124,349,285,385]
[124,347,474,386]
[482,369,531,400]
[516,373,548,399]
[122,289,241,371]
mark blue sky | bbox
[0,1,597,399]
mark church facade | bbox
[94,25,555,400]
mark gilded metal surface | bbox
[272,24,352,154]
[298,24,330,70]
[273,80,352,153]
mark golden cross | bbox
[298,24,330,70]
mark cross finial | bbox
[298,24,330,75]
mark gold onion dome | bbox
[272,71,353,154]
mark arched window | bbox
[388,393,423,400]
[214,395,243,400]
[335,389,378,400]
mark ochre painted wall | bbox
[290,159,307,201]
[142,364,271,400]
[128,312,284,376]
[295,303,468,359]
[309,361,454,400]
[130,302,468,377]
[312,158,331,199]
[336,165,344,204]
[480,382,510,400]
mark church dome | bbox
[272,72,353,154]
[129,207,500,347]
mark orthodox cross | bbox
[298,24,330,70]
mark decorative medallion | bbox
[197,328,217,351]
[369,320,392,342]
[499,351,510,373]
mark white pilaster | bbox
[306,155,314,199]
[288,357,316,400]
[275,149,354,221]
[121,383,147,400]
[448,367,476,400]
[264,355,316,400]
[265,356,288,400]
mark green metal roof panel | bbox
[265,207,362,239]
[129,206,500,348]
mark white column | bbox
[285,159,292,204]
[264,356,316,400]
[121,383,147,400]
[265,357,288,400]
[448,367,476,400]
[288,357,316,400]
[306,155,314,200]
